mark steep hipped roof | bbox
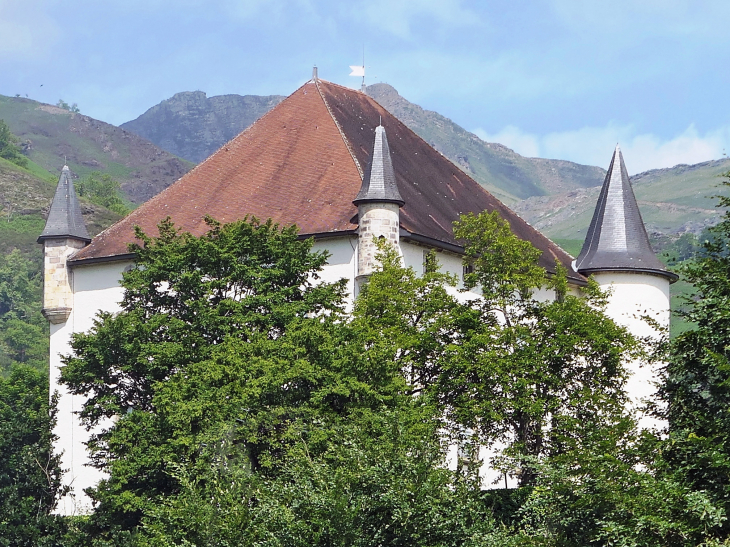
[575,146,676,281]
[38,165,91,243]
[354,125,404,206]
[70,78,582,283]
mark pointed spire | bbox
[38,166,91,243]
[575,146,676,281]
[353,125,404,207]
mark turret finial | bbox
[353,125,404,207]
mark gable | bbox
[319,82,581,280]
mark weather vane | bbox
[349,45,366,92]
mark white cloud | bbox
[0,0,59,60]
[473,123,730,174]
[473,126,541,158]
[347,0,479,39]
[549,0,730,42]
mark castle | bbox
[38,74,676,514]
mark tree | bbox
[61,217,353,534]
[0,365,66,546]
[136,406,497,547]
[502,433,727,546]
[60,211,694,545]
[658,173,730,540]
[0,119,28,168]
[59,216,506,545]
[76,172,130,215]
[356,212,639,485]
[56,100,80,113]
[338,227,712,545]
[0,250,48,373]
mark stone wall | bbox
[356,202,400,278]
[41,238,87,324]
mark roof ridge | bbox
[316,78,364,93]
[315,81,580,277]
[314,79,364,179]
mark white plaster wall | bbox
[400,241,482,304]
[399,241,425,274]
[72,261,129,332]
[592,271,671,429]
[312,237,357,310]
[592,272,670,338]
[51,260,129,515]
[56,234,658,511]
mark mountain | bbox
[365,84,606,202]
[0,94,193,204]
[121,91,285,163]
[120,84,605,204]
[116,84,729,249]
[514,158,730,246]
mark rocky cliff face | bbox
[121,91,285,163]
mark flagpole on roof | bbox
[349,46,367,92]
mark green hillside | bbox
[514,158,730,242]
[0,153,123,375]
[0,94,193,204]
[0,157,122,254]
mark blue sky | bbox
[1,0,728,173]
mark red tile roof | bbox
[70,79,584,283]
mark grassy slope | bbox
[0,94,193,204]
[0,157,122,261]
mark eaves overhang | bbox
[578,266,679,283]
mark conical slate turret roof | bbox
[575,146,676,281]
[38,166,91,243]
[353,125,404,206]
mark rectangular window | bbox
[462,262,474,281]
[423,249,437,274]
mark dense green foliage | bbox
[77,171,131,215]
[658,175,730,541]
[57,212,689,546]
[0,365,65,545]
[0,119,28,168]
[0,250,48,374]
[7,195,730,545]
